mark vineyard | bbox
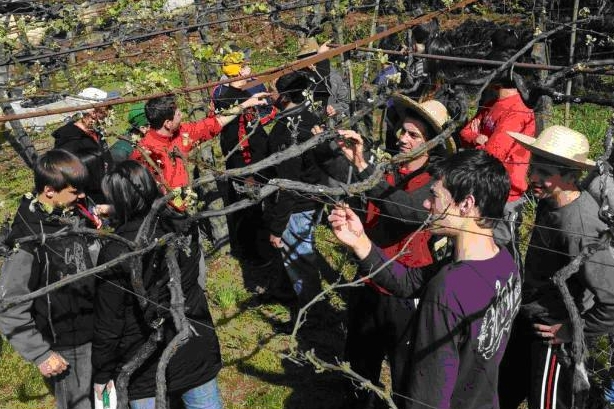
[1,0,614,408]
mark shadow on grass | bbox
[0,382,51,405]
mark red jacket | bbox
[363,168,433,295]
[459,93,535,202]
[131,117,222,191]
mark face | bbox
[50,185,85,210]
[397,118,428,154]
[423,179,461,236]
[165,109,182,133]
[527,159,567,201]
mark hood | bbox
[5,195,78,248]
[52,121,87,146]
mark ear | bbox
[43,185,56,198]
[459,194,476,216]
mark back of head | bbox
[429,150,509,227]
[34,149,89,194]
[145,96,177,130]
[101,160,161,225]
[275,71,314,105]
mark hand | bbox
[318,40,332,54]
[326,105,337,118]
[470,118,480,134]
[269,234,283,248]
[241,92,270,109]
[533,322,571,345]
[94,380,114,400]
[94,204,114,218]
[38,351,69,377]
[311,124,324,135]
[244,176,256,187]
[336,130,367,171]
[328,204,371,258]
[475,134,489,146]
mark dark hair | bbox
[530,154,582,181]
[101,160,161,225]
[74,149,104,195]
[428,150,509,228]
[425,36,453,75]
[275,71,314,105]
[412,19,439,44]
[34,149,89,194]
[145,96,177,130]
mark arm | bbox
[581,246,614,336]
[0,250,50,364]
[91,249,128,385]
[459,109,486,146]
[327,70,350,117]
[479,111,533,162]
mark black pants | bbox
[344,283,416,409]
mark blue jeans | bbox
[281,209,321,297]
[47,342,93,409]
[129,377,222,409]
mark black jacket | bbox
[265,107,326,236]
[0,196,95,365]
[92,214,221,399]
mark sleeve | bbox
[479,112,531,162]
[580,244,614,336]
[181,117,223,145]
[357,246,428,298]
[91,248,128,384]
[0,249,52,365]
[327,70,350,117]
[459,110,485,146]
[356,164,431,225]
[408,288,462,409]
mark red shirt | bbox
[460,93,535,202]
[131,117,222,191]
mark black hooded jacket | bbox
[91,213,221,399]
[0,196,95,365]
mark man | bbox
[264,71,326,318]
[500,126,614,409]
[459,38,535,264]
[0,150,97,409]
[53,87,118,203]
[330,149,521,409]
[337,96,453,409]
[213,52,271,263]
[130,92,267,194]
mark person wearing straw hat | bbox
[336,95,455,409]
[330,149,520,409]
[499,125,614,409]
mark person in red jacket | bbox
[131,93,267,194]
[459,62,534,266]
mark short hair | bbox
[145,96,177,130]
[101,160,161,225]
[428,150,509,228]
[34,149,89,194]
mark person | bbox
[213,52,272,263]
[263,71,327,320]
[329,149,521,409]
[500,126,614,409]
[52,87,118,203]
[109,102,150,163]
[338,96,453,409]
[459,31,535,265]
[91,161,223,409]
[130,92,267,195]
[0,150,97,409]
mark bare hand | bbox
[326,105,337,118]
[94,380,114,400]
[318,40,332,54]
[475,134,489,146]
[336,130,367,171]
[38,351,69,377]
[241,92,270,109]
[533,323,571,345]
[94,204,114,218]
[328,204,371,258]
[269,234,283,248]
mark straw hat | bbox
[508,125,595,170]
[391,94,456,154]
[297,37,319,58]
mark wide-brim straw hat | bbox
[508,125,596,170]
[391,94,456,154]
[297,37,319,58]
